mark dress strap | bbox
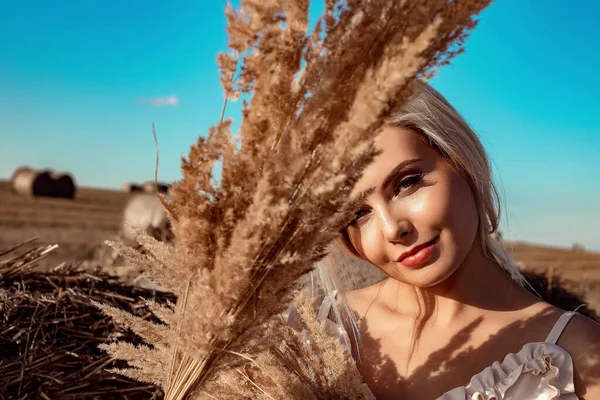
[317,290,340,322]
[545,311,577,344]
[317,294,334,322]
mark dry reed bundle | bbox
[0,239,174,399]
[96,0,494,399]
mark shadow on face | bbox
[343,127,480,289]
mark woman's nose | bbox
[375,204,412,243]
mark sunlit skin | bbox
[346,127,478,290]
[342,126,600,400]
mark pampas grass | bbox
[96,0,493,398]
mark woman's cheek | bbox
[349,220,388,267]
[401,184,448,232]
[447,173,479,230]
[361,224,388,266]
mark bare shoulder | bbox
[558,313,600,399]
[560,312,600,355]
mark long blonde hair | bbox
[313,83,525,356]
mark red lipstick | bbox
[397,237,438,267]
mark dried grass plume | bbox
[97,0,493,398]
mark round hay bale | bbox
[9,166,32,193]
[121,182,143,193]
[121,193,172,243]
[142,180,170,194]
[52,173,77,199]
[571,243,585,253]
[9,167,54,197]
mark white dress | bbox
[439,311,578,399]
[290,297,579,400]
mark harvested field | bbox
[0,180,130,270]
[0,241,170,399]
[1,179,599,311]
[507,241,600,316]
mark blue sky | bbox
[1,0,598,250]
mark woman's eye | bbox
[394,174,423,195]
[350,209,371,225]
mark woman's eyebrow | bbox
[381,158,422,190]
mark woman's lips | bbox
[397,237,438,268]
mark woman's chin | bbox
[388,259,459,289]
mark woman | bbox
[306,85,600,399]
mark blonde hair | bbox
[314,83,526,357]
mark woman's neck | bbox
[379,240,538,327]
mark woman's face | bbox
[345,126,480,288]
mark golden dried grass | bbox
[95,0,493,398]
